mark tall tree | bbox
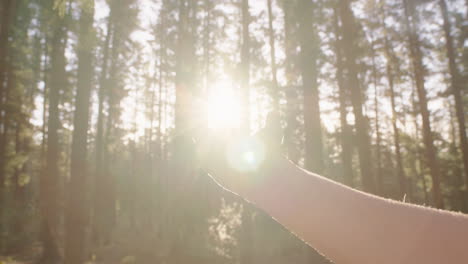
[281,0,300,163]
[380,1,406,197]
[239,1,253,264]
[65,1,95,263]
[93,0,113,245]
[298,0,323,173]
[240,0,251,132]
[267,0,279,111]
[0,0,15,251]
[333,7,353,187]
[439,0,468,188]
[370,38,383,193]
[338,0,376,193]
[403,0,443,208]
[40,0,68,261]
[0,0,14,165]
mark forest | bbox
[0,0,467,263]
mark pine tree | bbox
[298,0,324,173]
[439,0,468,190]
[403,0,443,208]
[332,6,354,187]
[380,0,406,197]
[338,0,376,193]
[65,0,95,262]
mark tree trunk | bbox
[448,100,467,211]
[439,0,468,189]
[240,0,251,132]
[93,5,113,244]
[403,0,443,208]
[371,39,383,194]
[282,0,299,163]
[240,1,253,264]
[40,7,67,263]
[41,34,49,162]
[65,2,95,263]
[338,0,376,193]
[381,10,407,197]
[100,3,120,242]
[267,0,279,111]
[0,0,14,248]
[410,79,429,204]
[298,0,323,173]
[333,7,354,187]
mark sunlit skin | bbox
[199,114,468,264]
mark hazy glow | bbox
[227,136,265,173]
[205,79,241,130]
[243,151,256,165]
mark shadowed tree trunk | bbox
[298,0,323,173]
[410,79,429,205]
[40,4,68,262]
[93,2,113,245]
[65,1,95,263]
[241,0,251,132]
[370,39,383,194]
[439,0,468,189]
[282,0,299,163]
[0,0,15,250]
[333,7,353,187]
[267,0,279,112]
[448,100,467,211]
[403,0,443,208]
[0,0,13,172]
[338,0,376,193]
[100,2,121,242]
[380,3,406,198]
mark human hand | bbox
[196,112,284,197]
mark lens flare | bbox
[243,151,256,164]
[226,136,265,173]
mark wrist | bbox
[240,155,291,202]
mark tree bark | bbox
[410,78,429,204]
[65,2,95,263]
[403,0,443,208]
[267,0,279,111]
[381,8,407,197]
[333,7,353,187]
[370,39,383,194]
[0,1,14,246]
[240,0,251,132]
[299,0,323,173]
[40,5,67,263]
[93,4,113,244]
[338,0,376,193]
[282,0,299,163]
[439,0,468,189]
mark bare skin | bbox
[199,125,468,264]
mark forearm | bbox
[244,158,468,264]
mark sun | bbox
[204,79,242,131]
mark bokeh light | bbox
[226,136,265,173]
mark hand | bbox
[196,112,284,197]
